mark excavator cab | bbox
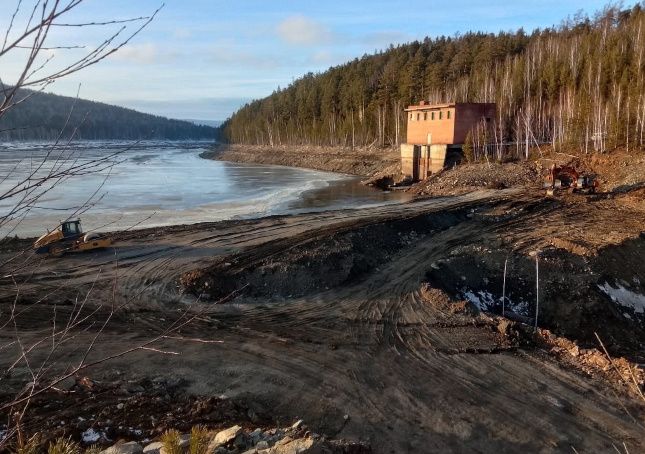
[61,220,83,239]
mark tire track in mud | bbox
[192,194,644,452]
[2,189,643,452]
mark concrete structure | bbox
[401,102,496,181]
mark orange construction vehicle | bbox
[544,164,598,196]
[33,219,112,257]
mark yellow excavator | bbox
[33,219,112,257]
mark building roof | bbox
[404,102,495,112]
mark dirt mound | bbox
[533,327,644,397]
[180,208,471,302]
[425,230,645,358]
[586,150,645,193]
[405,149,645,199]
[407,161,540,196]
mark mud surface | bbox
[1,189,644,453]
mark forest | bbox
[0,89,216,141]
[222,3,645,161]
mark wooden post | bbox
[534,253,540,331]
[502,257,508,317]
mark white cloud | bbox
[111,43,160,64]
[276,15,335,46]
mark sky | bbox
[0,0,627,122]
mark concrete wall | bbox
[429,144,448,174]
[454,104,496,144]
[400,143,416,179]
[400,143,449,181]
[405,103,496,145]
[405,107,455,145]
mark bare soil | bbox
[203,144,401,178]
[406,149,645,197]
[1,186,644,452]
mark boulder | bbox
[100,441,143,454]
[267,437,319,454]
[208,425,243,451]
[142,442,163,454]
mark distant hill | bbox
[0,90,217,141]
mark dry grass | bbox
[160,429,183,454]
[46,437,81,454]
[189,425,211,454]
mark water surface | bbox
[0,141,411,237]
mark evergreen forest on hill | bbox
[0,89,216,141]
[222,3,645,160]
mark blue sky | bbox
[1,0,627,121]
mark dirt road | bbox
[1,189,644,453]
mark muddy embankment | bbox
[3,190,645,452]
[181,195,645,359]
[202,144,401,179]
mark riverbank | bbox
[202,144,401,178]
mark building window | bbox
[410,113,413,121]
[417,113,420,121]
[439,111,443,120]
[447,110,451,119]
[431,112,435,120]
[423,112,427,121]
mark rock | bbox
[142,442,163,454]
[273,437,292,448]
[233,433,248,449]
[178,434,190,449]
[290,420,304,430]
[256,441,269,449]
[267,437,316,454]
[117,403,125,410]
[208,425,243,451]
[100,441,143,454]
[568,345,580,357]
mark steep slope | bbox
[222,4,645,160]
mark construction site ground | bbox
[1,150,644,453]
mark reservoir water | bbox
[0,141,411,237]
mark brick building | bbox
[401,102,496,181]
